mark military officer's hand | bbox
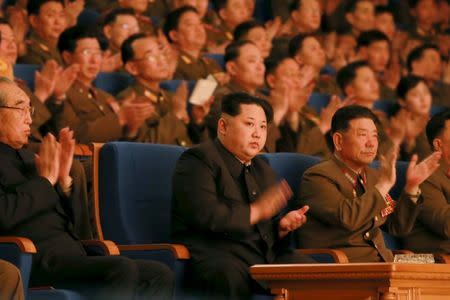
[405,151,441,195]
[191,96,214,125]
[250,180,292,225]
[35,133,61,186]
[34,60,60,103]
[121,101,156,137]
[54,64,80,99]
[278,205,309,238]
[319,95,341,134]
[375,143,399,196]
[58,127,75,189]
[269,81,290,126]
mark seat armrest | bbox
[0,236,37,253]
[297,248,349,263]
[434,253,450,264]
[81,240,120,256]
[118,243,190,260]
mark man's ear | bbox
[226,61,237,77]
[168,30,178,44]
[124,61,139,76]
[103,25,113,40]
[266,73,276,89]
[29,15,39,30]
[345,12,354,26]
[218,8,227,21]
[62,51,73,65]
[433,138,442,152]
[344,85,355,98]
[217,117,227,136]
[357,47,368,59]
[332,132,343,152]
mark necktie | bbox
[355,174,365,197]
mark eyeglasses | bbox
[0,105,35,117]
[76,48,103,57]
[133,51,165,63]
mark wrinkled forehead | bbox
[348,117,377,131]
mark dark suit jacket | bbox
[296,156,422,262]
[172,139,289,265]
[0,143,91,271]
[403,164,450,253]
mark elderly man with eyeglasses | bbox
[0,76,175,300]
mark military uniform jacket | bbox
[276,105,331,158]
[403,164,450,253]
[117,82,191,146]
[19,32,63,65]
[296,156,422,262]
[172,139,289,264]
[173,51,223,81]
[204,21,233,48]
[52,81,123,143]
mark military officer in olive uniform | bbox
[51,25,154,144]
[19,0,66,65]
[163,6,225,81]
[403,111,450,254]
[297,105,441,262]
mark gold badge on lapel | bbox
[144,90,158,103]
[180,55,191,64]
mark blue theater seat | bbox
[94,72,135,96]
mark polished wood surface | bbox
[250,263,450,300]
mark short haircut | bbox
[212,0,227,12]
[356,29,390,50]
[406,43,440,72]
[288,33,316,57]
[0,77,16,106]
[264,53,291,76]
[426,109,450,147]
[121,33,148,64]
[221,92,273,123]
[345,0,371,13]
[375,5,393,16]
[102,8,136,27]
[396,75,426,99]
[58,25,107,54]
[289,0,303,13]
[331,105,380,135]
[336,60,369,92]
[163,5,198,43]
[27,0,64,15]
[224,39,254,64]
[409,0,436,8]
[233,20,264,41]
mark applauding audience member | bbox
[296,105,441,262]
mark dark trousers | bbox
[0,260,24,300]
[184,249,315,300]
[31,255,174,300]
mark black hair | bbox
[224,39,255,64]
[102,8,136,27]
[331,105,380,135]
[27,0,64,15]
[289,0,302,13]
[426,109,450,147]
[356,29,390,50]
[396,75,426,99]
[221,92,273,123]
[375,5,393,16]
[406,43,440,72]
[345,0,372,13]
[58,25,107,54]
[233,20,264,41]
[121,33,149,64]
[409,0,437,8]
[336,60,369,93]
[212,0,227,12]
[163,5,198,43]
[288,33,317,57]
